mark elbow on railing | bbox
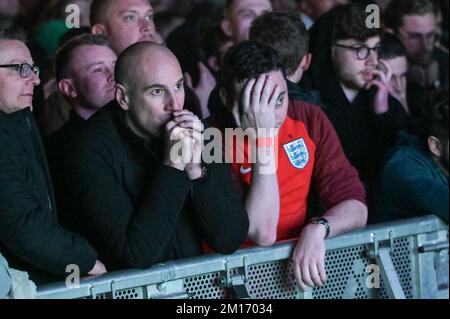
[249,226,277,247]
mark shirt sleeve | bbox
[190,163,249,254]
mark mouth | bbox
[140,34,155,42]
[361,70,374,80]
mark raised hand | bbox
[235,74,280,137]
[366,59,393,115]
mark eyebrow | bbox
[408,31,436,36]
[143,78,184,91]
[10,58,33,64]
[119,8,154,15]
[236,9,256,15]
[86,62,105,69]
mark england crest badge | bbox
[283,138,309,170]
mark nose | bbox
[366,49,378,66]
[140,17,155,35]
[28,72,40,86]
[423,35,435,51]
[165,91,183,112]
[106,66,115,84]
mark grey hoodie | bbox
[0,253,11,298]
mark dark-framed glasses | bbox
[333,43,380,60]
[0,63,40,78]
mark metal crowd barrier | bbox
[36,216,449,299]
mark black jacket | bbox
[53,102,249,270]
[0,108,97,284]
[304,7,409,188]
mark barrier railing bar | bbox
[36,216,448,299]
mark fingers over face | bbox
[242,78,256,113]
[250,74,268,111]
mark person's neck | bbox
[287,70,302,84]
[73,104,98,120]
[340,82,359,103]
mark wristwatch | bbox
[309,217,331,239]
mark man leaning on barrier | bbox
[211,41,368,291]
[0,28,106,284]
[55,42,249,271]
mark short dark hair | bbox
[219,41,285,106]
[90,0,115,26]
[379,33,407,60]
[385,0,436,33]
[332,4,382,42]
[55,34,110,81]
[422,88,449,142]
[0,28,27,42]
[249,11,309,77]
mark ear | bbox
[92,23,107,35]
[300,53,312,71]
[116,84,130,111]
[221,19,233,38]
[428,136,442,158]
[58,79,77,99]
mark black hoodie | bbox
[303,6,409,190]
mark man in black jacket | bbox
[305,4,409,192]
[0,29,106,284]
[55,42,249,270]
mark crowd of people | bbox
[0,0,448,298]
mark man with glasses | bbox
[306,3,409,192]
[385,0,448,89]
[0,28,106,284]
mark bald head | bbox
[115,42,179,88]
[114,42,185,139]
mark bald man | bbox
[55,42,249,270]
[90,0,164,55]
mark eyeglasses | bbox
[333,43,380,60]
[399,31,437,46]
[0,63,40,78]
